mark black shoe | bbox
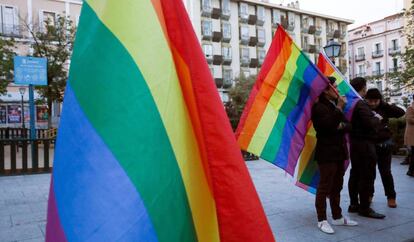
[407,171,414,177]
[358,208,385,219]
[348,204,359,213]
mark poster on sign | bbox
[36,106,48,123]
[8,105,21,123]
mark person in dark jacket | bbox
[365,88,405,208]
[312,77,358,234]
[347,77,385,219]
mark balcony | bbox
[221,8,231,20]
[281,18,295,31]
[212,55,223,65]
[388,47,401,55]
[211,8,221,19]
[212,31,222,42]
[257,37,265,47]
[223,55,232,65]
[372,50,384,58]
[355,72,366,77]
[303,44,317,54]
[249,58,259,68]
[240,57,250,67]
[248,14,257,25]
[201,5,213,17]
[239,13,249,23]
[223,78,233,88]
[215,78,223,88]
[340,31,346,39]
[0,24,22,38]
[327,29,340,39]
[389,66,401,72]
[222,32,231,42]
[314,26,322,36]
[240,35,249,45]
[259,57,265,66]
[372,69,384,76]
[339,48,347,57]
[257,16,265,26]
[355,54,365,62]
[249,36,258,46]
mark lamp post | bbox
[323,39,342,64]
[19,87,26,129]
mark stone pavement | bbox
[0,156,413,242]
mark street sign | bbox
[14,56,47,86]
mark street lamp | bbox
[323,39,342,64]
[19,87,26,129]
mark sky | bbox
[269,0,404,29]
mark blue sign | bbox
[14,56,47,86]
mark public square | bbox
[1,157,413,242]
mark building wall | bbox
[348,13,406,104]
[187,0,353,101]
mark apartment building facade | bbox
[0,0,81,127]
[348,13,407,105]
[183,0,353,101]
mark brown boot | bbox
[387,198,397,208]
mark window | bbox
[374,43,381,52]
[223,69,232,82]
[302,15,309,28]
[1,6,18,35]
[301,35,309,49]
[257,6,265,23]
[391,39,398,50]
[375,62,381,71]
[201,20,212,36]
[241,47,249,62]
[358,64,365,76]
[392,58,398,68]
[202,44,213,59]
[222,46,232,59]
[258,49,266,63]
[288,12,295,25]
[272,9,280,25]
[40,11,56,32]
[240,25,249,41]
[222,22,231,39]
[201,0,212,11]
[239,3,248,19]
[222,0,230,15]
[357,47,365,56]
[257,28,265,44]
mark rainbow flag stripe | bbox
[295,51,361,193]
[46,1,274,241]
[236,26,329,175]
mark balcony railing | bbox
[212,31,222,42]
[223,55,232,65]
[240,57,250,66]
[248,14,257,25]
[213,55,223,65]
[249,58,259,68]
[355,72,366,77]
[372,69,384,76]
[327,29,340,39]
[372,50,384,58]
[389,66,401,72]
[303,44,317,54]
[388,47,401,55]
[223,78,233,89]
[314,26,322,35]
[281,18,295,31]
[0,24,22,38]
[249,36,258,46]
[221,8,231,20]
[211,8,221,19]
[355,54,365,61]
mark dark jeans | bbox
[316,162,344,221]
[348,139,377,210]
[370,144,396,199]
[409,146,414,173]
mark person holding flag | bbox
[312,76,358,234]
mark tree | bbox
[225,74,256,130]
[388,1,414,89]
[23,15,76,127]
[0,37,16,95]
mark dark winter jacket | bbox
[350,100,381,142]
[311,94,351,163]
[372,101,405,143]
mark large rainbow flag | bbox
[236,25,330,176]
[295,51,361,193]
[45,0,275,241]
